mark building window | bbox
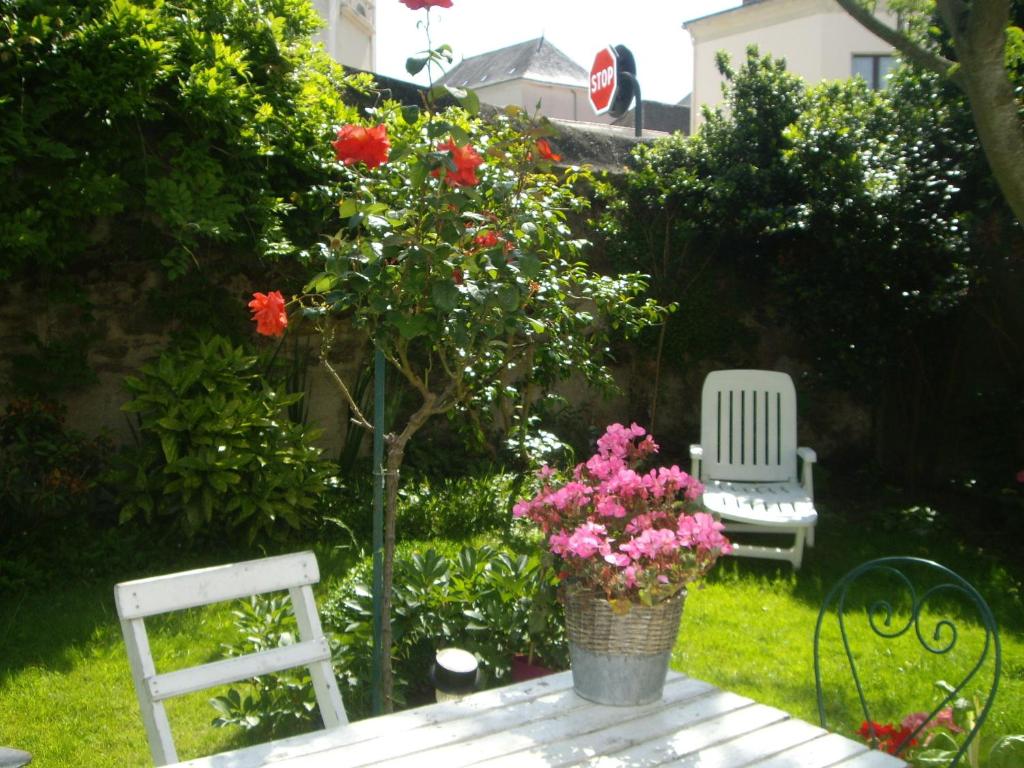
[852,54,895,89]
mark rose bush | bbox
[514,423,731,605]
[247,0,666,709]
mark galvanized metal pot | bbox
[563,588,686,706]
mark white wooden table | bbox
[170,671,905,767]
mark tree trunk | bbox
[938,0,1024,225]
[379,399,437,712]
[834,0,1024,226]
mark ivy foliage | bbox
[0,0,362,279]
[600,47,980,391]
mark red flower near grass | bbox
[434,139,483,187]
[857,721,918,755]
[400,0,452,8]
[332,124,390,168]
[249,291,288,337]
[535,139,561,162]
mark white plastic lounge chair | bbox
[690,369,817,569]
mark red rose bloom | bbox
[535,139,561,162]
[857,721,917,755]
[400,0,452,8]
[249,291,288,337]
[474,231,499,248]
[452,267,464,285]
[434,139,483,187]
[332,124,390,169]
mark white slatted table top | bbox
[169,671,905,768]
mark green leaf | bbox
[431,280,460,312]
[393,314,431,340]
[401,105,420,125]
[160,435,179,464]
[496,284,519,311]
[338,199,358,218]
[990,735,1024,768]
[405,54,429,76]
[518,253,541,278]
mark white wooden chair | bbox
[114,551,347,766]
[689,370,817,569]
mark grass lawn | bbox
[1,487,1022,766]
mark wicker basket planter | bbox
[563,587,686,706]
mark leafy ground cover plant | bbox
[212,541,566,730]
[114,334,336,543]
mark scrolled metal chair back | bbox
[813,557,1001,766]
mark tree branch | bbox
[833,0,958,82]
[319,356,373,431]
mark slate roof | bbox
[441,37,588,90]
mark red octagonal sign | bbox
[588,46,618,115]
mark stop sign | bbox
[588,46,618,115]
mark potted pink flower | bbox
[514,423,731,705]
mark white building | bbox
[685,0,897,133]
[312,0,376,71]
[440,38,615,124]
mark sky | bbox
[373,0,742,105]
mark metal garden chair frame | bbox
[813,556,1001,766]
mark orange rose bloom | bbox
[332,124,390,169]
[474,231,499,248]
[434,139,483,188]
[249,291,288,337]
[535,139,561,162]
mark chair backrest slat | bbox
[115,551,319,620]
[148,636,332,702]
[701,369,797,483]
[115,551,346,766]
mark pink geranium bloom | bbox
[564,521,608,559]
[620,528,679,560]
[596,496,627,518]
[604,551,630,567]
[513,423,731,598]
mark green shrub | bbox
[396,473,519,540]
[114,334,336,543]
[0,0,362,279]
[325,471,522,545]
[210,596,319,736]
[212,540,567,731]
[324,540,567,717]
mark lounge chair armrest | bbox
[797,447,816,496]
[797,447,817,464]
[689,444,703,479]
